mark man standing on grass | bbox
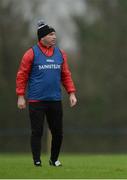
[16,20,77,167]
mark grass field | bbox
[0,153,127,179]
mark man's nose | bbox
[53,35,56,39]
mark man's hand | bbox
[69,93,77,107]
[17,95,26,109]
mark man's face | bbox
[41,32,56,47]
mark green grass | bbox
[0,153,127,179]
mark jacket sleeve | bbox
[16,48,34,96]
[61,50,76,93]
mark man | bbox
[16,20,77,167]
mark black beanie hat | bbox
[37,20,55,40]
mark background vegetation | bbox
[0,0,127,153]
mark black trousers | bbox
[29,101,63,162]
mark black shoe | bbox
[34,160,42,167]
[49,160,62,167]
